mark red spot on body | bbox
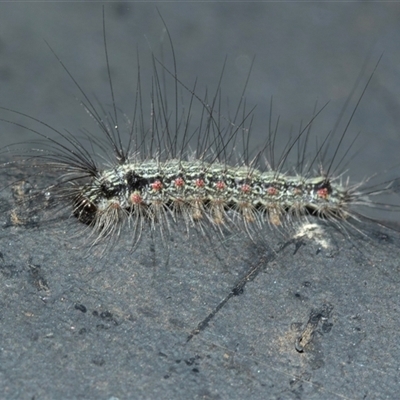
[317,188,329,199]
[151,180,163,191]
[174,177,185,187]
[216,181,226,190]
[241,184,251,194]
[130,192,142,204]
[267,187,278,196]
[195,179,205,188]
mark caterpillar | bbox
[1,8,399,257]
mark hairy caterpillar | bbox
[1,7,399,257]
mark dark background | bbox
[0,2,400,399]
